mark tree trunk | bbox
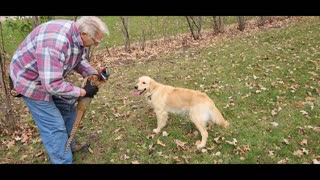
[32,16,39,29]
[140,29,146,51]
[0,48,17,132]
[213,16,224,34]
[186,16,202,40]
[237,16,246,31]
[120,16,130,52]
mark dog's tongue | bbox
[133,91,140,96]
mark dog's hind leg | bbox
[153,111,168,134]
[190,114,208,149]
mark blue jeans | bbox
[22,96,77,164]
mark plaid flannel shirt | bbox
[10,20,97,102]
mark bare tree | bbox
[0,22,17,132]
[33,16,54,29]
[140,29,146,51]
[32,16,39,29]
[237,16,246,31]
[137,17,149,51]
[103,42,111,56]
[212,16,224,34]
[185,16,202,40]
[120,16,131,52]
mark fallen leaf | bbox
[299,139,308,146]
[268,151,274,156]
[305,125,314,129]
[131,160,140,164]
[283,138,289,145]
[181,156,191,164]
[206,145,215,151]
[20,155,28,161]
[312,159,320,164]
[302,148,309,154]
[113,127,123,133]
[305,96,315,101]
[147,134,155,139]
[156,139,166,147]
[293,149,303,157]
[270,122,279,127]
[14,136,21,141]
[115,135,123,141]
[243,144,251,152]
[21,134,29,143]
[120,154,130,160]
[235,146,245,156]
[300,110,308,116]
[294,101,304,108]
[175,139,187,148]
[313,127,320,132]
[226,138,237,146]
[213,136,221,143]
[173,156,181,162]
[35,151,44,157]
[6,140,15,149]
[277,158,289,164]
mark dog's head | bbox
[134,76,154,96]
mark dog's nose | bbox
[134,85,138,89]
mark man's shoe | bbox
[72,142,90,153]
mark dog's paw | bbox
[153,129,161,134]
[196,143,206,149]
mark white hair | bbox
[76,16,109,37]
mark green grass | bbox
[1,17,319,164]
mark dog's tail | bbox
[210,104,230,128]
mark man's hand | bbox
[83,79,99,98]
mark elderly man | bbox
[9,16,109,164]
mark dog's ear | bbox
[149,79,157,91]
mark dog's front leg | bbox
[153,111,168,134]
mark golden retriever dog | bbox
[134,76,230,149]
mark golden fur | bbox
[134,76,229,149]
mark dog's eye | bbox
[143,82,146,84]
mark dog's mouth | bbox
[133,88,146,96]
